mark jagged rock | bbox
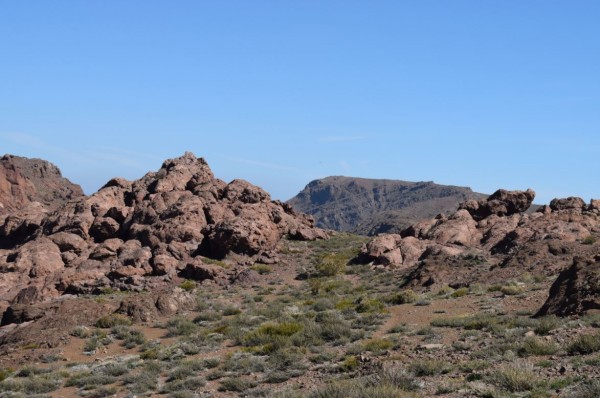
[179,260,228,282]
[0,155,83,216]
[537,257,600,316]
[460,189,535,221]
[550,197,587,212]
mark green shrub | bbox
[582,236,597,245]
[518,337,559,356]
[315,253,347,276]
[180,279,196,291]
[340,355,359,372]
[362,338,393,354]
[500,285,523,296]
[572,380,600,398]
[218,377,257,392]
[166,317,198,337]
[250,264,273,274]
[95,313,131,328]
[568,333,600,355]
[409,360,451,376]
[451,287,469,298]
[486,362,544,392]
[385,290,418,305]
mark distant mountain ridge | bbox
[287,176,487,235]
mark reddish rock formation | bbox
[0,155,83,216]
[536,257,600,317]
[358,189,600,314]
[0,152,327,322]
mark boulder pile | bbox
[0,152,327,317]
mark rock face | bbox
[357,189,600,316]
[0,152,327,320]
[0,154,83,216]
[287,177,487,235]
[536,257,600,317]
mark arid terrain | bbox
[1,153,600,398]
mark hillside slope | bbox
[287,176,487,235]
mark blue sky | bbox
[1,1,599,204]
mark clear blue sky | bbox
[1,1,599,204]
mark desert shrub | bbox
[408,359,451,376]
[193,310,222,323]
[568,333,600,355]
[354,297,385,313]
[222,306,241,316]
[451,287,469,298]
[218,377,258,392]
[122,366,159,394]
[250,264,273,274]
[388,323,410,334]
[361,338,393,355]
[243,322,303,347]
[95,313,131,328]
[486,362,544,392]
[572,379,600,398]
[500,284,523,296]
[86,386,118,398]
[0,375,61,394]
[180,279,196,292]
[533,316,561,335]
[582,236,597,245]
[98,363,130,377]
[71,326,90,338]
[167,359,205,381]
[111,325,146,348]
[315,253,347,276]
[0,369,12,382]
[161,377,206,393]
[339,355,359,372]
[385,290,418,305]
[222,352,266,374]
[518,337,559,356]
[166,317,198,337]
[66,373,116,389]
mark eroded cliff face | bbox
[0,152,327,316]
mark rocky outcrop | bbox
[459,189,535,221]
[536,257,600,317]
[358,189,600,305]
[0,155,83,216]
[0,152,327,318]
[287,176,487,235]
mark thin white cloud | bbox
[319,135,365,143]
[339,160,351,171]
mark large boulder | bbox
[537,257,600,316]
[460,189,535,221]
[549,197,587,212]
